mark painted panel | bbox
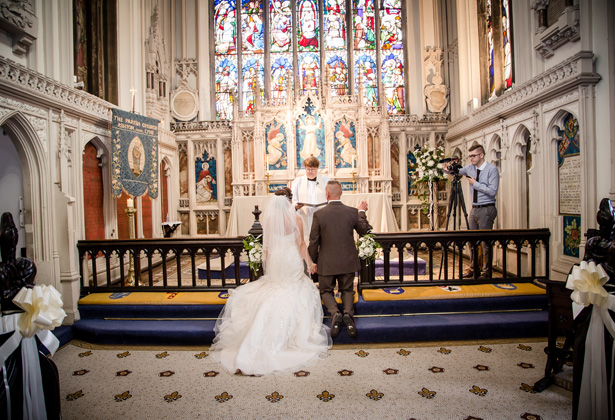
[265,120,288,170]
[334,119,357,168]
[195,152,218,204]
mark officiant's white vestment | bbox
[291,174,330,237]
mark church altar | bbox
[226,193,398,237]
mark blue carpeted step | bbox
[354,294,547,315]
[71,309,547,346]
[72,319,217,346]
[331,310,549,344]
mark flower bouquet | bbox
[356,234,382,266]
[412,146,447,229]
[243,234,263,274]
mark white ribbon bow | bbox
[566,261,615,420]
[0,285,67,420]
[12,285,66,338]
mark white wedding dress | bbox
[210,196,331,376]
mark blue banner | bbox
[111,109,159,198]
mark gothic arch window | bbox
[213,0,406,120]
[479,0,514,102]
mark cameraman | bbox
[443,144,499,279]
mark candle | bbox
[130,87,136,113]
[127,197,134,208]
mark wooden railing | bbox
[358,228,550,291]
[77,228,550,296]
[77,237,248,295]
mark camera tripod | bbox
[438,173,470,280]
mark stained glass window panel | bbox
[215,55,238,120]
[241,0,264,53]
[353,0,376,50]
[214,0,237,55]
[381,50,405,114]
[354,51,378,106]
[487,0,495,98]
[270,53,293,99]
[380,0,403,51]
[270,0,292,52]
[297,0,319,52]
[502,0,513,89]
[325,51,349,96]
[324,0,346,51]
[241,54,265,114]
[298,52,320,95]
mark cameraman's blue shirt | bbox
[459,161,499,205]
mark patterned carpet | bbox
[53,339,571,420]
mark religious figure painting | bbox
[270,54,292,99]
[195,152,218,204]
[355,53,378,106]
[380,0,402,50]
[214,0,237,55]
[265,120,288,170]
[241,0,264,53]
[128,136,145,178]
[270,0,292,52]
[296,113,325,167]
[326,54,349,96]
[353,0,376,50]
[297,0,319,51]
[334,119,356,169]
[381,51,405,114]
[215,56,238,120]
[324,0,346,50]
[242,56,265,114]
[299,52,320,94]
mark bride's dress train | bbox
[210,233,331,376]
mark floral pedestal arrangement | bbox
[412,146,446,230]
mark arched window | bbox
[480,0,514,102]
[213,0,406,120]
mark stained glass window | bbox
[214,0,237,120]
[502,0,513,90]
[486,0,495,99]
[212,0,407,119]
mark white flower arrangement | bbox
[243,234,263,274]
[356,234,382,265]
[413,146,446,185]
[412,146,447,218]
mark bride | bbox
[209,187,332,375]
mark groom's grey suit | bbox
[308,201,371,316]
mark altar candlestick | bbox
[130,87,137,113]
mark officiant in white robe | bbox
[291,156,330,242]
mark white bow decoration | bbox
[0,285,66,420]
[12,284,66,338]
[566,261,615,420]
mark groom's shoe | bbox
[330,312,343,339]
[343,313,357,339]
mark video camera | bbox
[439,157,463,175]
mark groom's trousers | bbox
[318,272,355,316]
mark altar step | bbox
[69,291,548,346]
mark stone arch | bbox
[511,125,533,228]
[81,136,115,239]
[0,110,52,264]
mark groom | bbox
[308,181,371,339]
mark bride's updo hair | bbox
[274,187,292,201]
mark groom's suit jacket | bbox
[308,201,372,276]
